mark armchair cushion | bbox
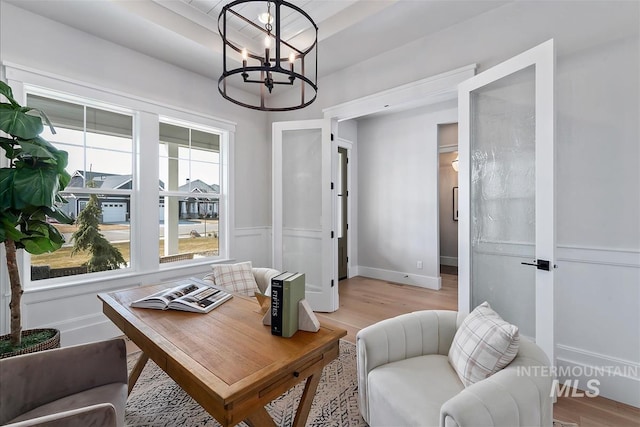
[8,386,122,426]
[368,354,464,427]
[0,338,127,427]
[209,261,259,296]
[448,302,519,386]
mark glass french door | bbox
[458,40,555,362]
[272,119,338,312]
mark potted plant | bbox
[0,80,73,357]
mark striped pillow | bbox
[210,261,259,296]
[448,301,520,387]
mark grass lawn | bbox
[31,237,219,269]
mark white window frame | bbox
[158,116,226,264]
[1,64,235,292]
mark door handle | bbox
[521,259,551,271]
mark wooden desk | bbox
[98,284,346,427]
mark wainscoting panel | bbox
[234,226,272,268]
[6,227,272,347]
[555,245,640,408]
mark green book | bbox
[282,273,306,338]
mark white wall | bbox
[356,104,457,289]
[0,2,273,345]
[273,1,640,406]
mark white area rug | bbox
[125,340,366,426]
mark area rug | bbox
[125,340,366,426]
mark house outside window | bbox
[27,94,134,281]
[159,121,221,264]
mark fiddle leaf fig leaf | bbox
[43,206,73,225]
[0,81,20,108]
[12,166,59,210]
[0,169,14,211]
[0,137,18,159]
[14,138,56,159]
[0,104,44,140]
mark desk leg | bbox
[292,368,322,427]
[128,352,149,396]
[245,407,276,427]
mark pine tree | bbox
[71,193,126,272]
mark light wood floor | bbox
[317,274,640,427]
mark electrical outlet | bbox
[417,261,423,269]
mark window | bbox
[27,94,134,280]
[11,77,232,286]
[159,121,221,264]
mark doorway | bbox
[438,122,459,277]
[337,147,348,279]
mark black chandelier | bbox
[218,0,318,111]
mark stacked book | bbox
[270,272,305,338]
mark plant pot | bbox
[0,328,60,359]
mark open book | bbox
[131,277,232,313]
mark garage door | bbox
[102,202,126,223]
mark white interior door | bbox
[458,40,555,362]
[273,119,338,312]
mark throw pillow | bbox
[448,301,520,387]
[210,261,259,296]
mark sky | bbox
[41,127,220,188]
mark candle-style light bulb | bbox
[242,48,248,69]
[289,52,295,73]
[264,35,271,66]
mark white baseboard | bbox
[357,266,441,290]
[349,265,359,278]
[440,256,458,267]
[556,344,640,408]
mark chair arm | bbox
[440,340,554,427]
[0,339,127,423]
[252,267,280,295]
[5,403,117,427]
[356,310,460,423]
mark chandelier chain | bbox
[265,1,272,34]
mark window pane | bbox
[28,96,133,189]
[27,95,133,137]
[27,95,84,131]
[159,124,220,192]
[159,195,219,264]
[159,122,189,146]
[30,194,131,281]
[26,94,133,282]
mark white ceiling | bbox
[7,0,510,81]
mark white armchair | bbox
[356,310,553,427]
[250,267,281,295]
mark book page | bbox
[171,286,232,313]
[131,278,231,312]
